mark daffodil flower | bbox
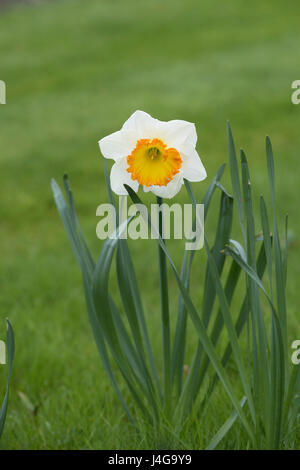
[99,110,207,198]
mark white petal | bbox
[110,157,139,195]
[122,110,160,139]
[144,173,184,199]
[161,119,197,151]
[143,185,151,193]
[99,129,136,161]
[181,147,207,182]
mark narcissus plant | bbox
[53,118,299,450]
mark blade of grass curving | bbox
[283,215,288,288]
[202,163,226,210]
[172,164,226,395]
[63,174,95,273]
[202,242,268,413]
[52,178,88,271]
[203,237,256,426]
[178,184,234,416]
[266,137,288,446]
[53,179,154,421]
[171,250,190,396]
[156,196,172,415]
[260,196,273,297]
[103,166,157,417]
[109,295,161,415]
[54,177,160,422]
[82,275,135,422]
[241,150,269,437]
[0,320,15,439]
[184,258,242,414]
[56,176,158,414]
[116,242,162,404]
[202,184,233,329]
[52,179,136,422]
[239,163,260,407]
[206,396,247,450]
[200,183,233,335]
[92,220,159,422]
[109,296,149,382]
[266,137,287,363]
[172,164,225,396]
[103,161,161,401]
[104,163,162,418]
[227,122,245,241]
[62,174,158,419]
[125,184,256,444]
[224,246,280,319]
[95,256,152,421]
[184,180,256,425]
[224,243,286,447]
[260,196,276,445]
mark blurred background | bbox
[0,0,299,449]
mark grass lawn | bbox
[0,0,299,449]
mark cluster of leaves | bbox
[52,124,299,449]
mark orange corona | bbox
[127,138,182,187]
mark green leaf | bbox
[116,239,162,403]
[202,186,233,328]
[224,243,286,447]
[125,184,256,445]
[266,137,287,359]
[53,177,159,424]
[203,237,256,426]
[227,122,245,240]
[189,257,241,412]
[63,174,95,273]
[203,242,267,409]
[103,165,162,405]
[260,196,273,297]
[283,215,288,287]
[171,165,226,396]
[52,178,135,422]
[154,196,172,415]
[241,150,269,436]
[92,219,159,423]
[206,397,247,450]
[184,179,256,427]
[178,182,234,416]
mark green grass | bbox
[0,0,299,449]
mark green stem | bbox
[157,196,172,417]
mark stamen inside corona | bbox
[127,138,182,186]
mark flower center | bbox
[127,138,182,187]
